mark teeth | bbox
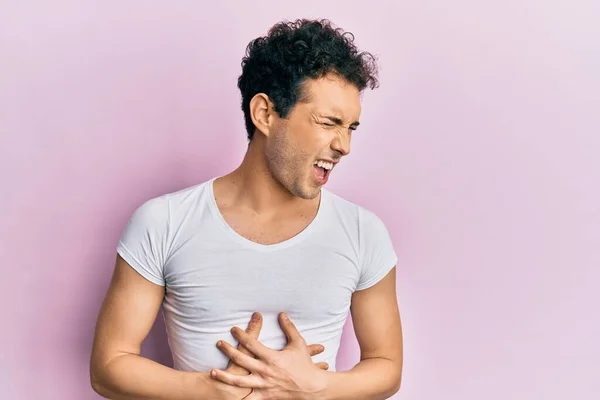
[314,160,334,170]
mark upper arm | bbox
[350,266,403,366]
[90,254,165,370]
[353,206,401,364]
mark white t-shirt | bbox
[117,177,397,372]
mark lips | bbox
[314,165,327,179]
[312,158,338,185]
[313,164,331,185]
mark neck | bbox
[219,138,318,215]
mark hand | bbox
[211,312,330,399]
[212,312,263,399]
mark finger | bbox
[243,391,261,400]
[227,313,263,371]
[238,312,262,356]
[226,360,249,374]
[307,344,325,356]
[278,312,304,347]
[210,368,270,389]
[242,391,259,400]
[315,362,329,370]
[231,326,273,360]
[239,312,263,356]
[246,312,263,340]
[218,340,270,375]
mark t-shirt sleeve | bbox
[356,207,398,291]
[116,196,169,286]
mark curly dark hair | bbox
[237,18,379,141]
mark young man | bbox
[91,19,403,400]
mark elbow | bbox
[90,358,112,398]
[90,379,106,398]
[90,372,116,399]
[387,364,403,397]
[391,354,403,395]
[90,350,133,399]
[391,376,402,395]
[90,374,108,398]
[384,375,402,398]
[90,368,108,398]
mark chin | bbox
[297,190,320,200]
[277,172,321,200]
[292,184,321,200]
[296,185,321,200]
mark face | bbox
[264,74,362,200]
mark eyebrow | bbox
[322,115,360,128]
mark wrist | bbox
[198,371,252,400]
[194,372,224,399]
[305,369,331,400]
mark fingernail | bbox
[231,327,237,334]
[211,370,217,377]
[282,312,289,320]
[217,340,222,347]
[252,312,260,322]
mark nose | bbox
[330,130,351,157]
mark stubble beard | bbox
[265,129,319,201]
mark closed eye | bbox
[320,122,357,133]
[319,115,360,131]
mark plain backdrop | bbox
[1,1,599,399]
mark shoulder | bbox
[127,178,213,227]
[323,189,385,228]
[323,190,393,255]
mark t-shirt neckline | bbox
[206,177,328,252]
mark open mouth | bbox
[313,160,334,184]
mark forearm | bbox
[91,353,218,400]
[317,357,402,400]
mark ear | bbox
[249,93,277,137]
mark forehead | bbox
[298,75,362,119]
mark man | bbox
[91,18,403,399]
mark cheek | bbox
[268,131,306,170]
[284,120,331,158]
[297,127,331,152]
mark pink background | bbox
[1,1,599,399]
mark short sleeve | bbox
[356,207,398,291]
[116,196,169,286]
